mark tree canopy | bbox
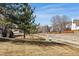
[0,3,37,38]
[51,15,70,32]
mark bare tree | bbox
[37,25,50,33]
[42,25,50,33]
[51,15,69,33]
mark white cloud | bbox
[34,4,65,15]
[36,4,65,11]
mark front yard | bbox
[0,39,79,56]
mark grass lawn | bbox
[0,39,79,56]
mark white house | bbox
[71,19,79,30]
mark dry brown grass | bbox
[0,40,79,56]
[0,33,78,56]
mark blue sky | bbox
[30,3,79,26]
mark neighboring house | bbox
[66,19,79,30]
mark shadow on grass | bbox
[0,39,11,42]
[0,38,65,46]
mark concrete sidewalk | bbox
[36,34,79,48]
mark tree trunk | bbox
[23,30,26,39]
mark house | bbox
[66,19,79,30]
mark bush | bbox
[9,30,14,38]
[2,29,7,37]
[2,29,14,38]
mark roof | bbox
[67,20,79,26]
[74,20,79,26]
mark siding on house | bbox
[66,20,79,30]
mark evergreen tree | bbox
[0,3,37,38]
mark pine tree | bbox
[0,3,37,38]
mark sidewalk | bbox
[47,34,79,48]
